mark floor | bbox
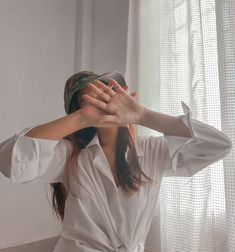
[0,236,60,252]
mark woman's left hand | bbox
[82,79,146,126]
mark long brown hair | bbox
[50,72,157,222]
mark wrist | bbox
[135,105,148,125]
[72,110,90,130]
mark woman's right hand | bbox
[77,86,129,128]
[76,81,136,128]
[78,101,123,128]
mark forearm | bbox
[25,111,87,140]
[137,107,192,138]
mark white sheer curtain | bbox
[125,0,234,251]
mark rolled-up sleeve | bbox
[0,125,73,183]
[162,101,233,177]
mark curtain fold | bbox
[126,0,234,251]
[215,0,235,250]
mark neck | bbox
[97,127,119,148]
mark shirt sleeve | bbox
[161,101,233,177]
[0,125,73,184]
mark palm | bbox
[79,103,116,128]
[79,79,141,127]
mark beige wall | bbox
[0,0,129,250]
[0,0,77,249]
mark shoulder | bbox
[135,135,168,178]
[135,135,168,163]
[136,135,167,152]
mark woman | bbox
[0,71,232,252]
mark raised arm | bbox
[79,80,232,177]
[137,103,192,138]
[24,110,87,140]
[0,110,87,183]
[142,101,232,177]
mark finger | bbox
[94,80,116,96]
[123,86,129,92]
[109,79,126,95]
[107,81,113,88]
[130,91,138,98]
[93,79,109,90]
[82,94,107,111]
[88,83,110,102]
[107,81,115,91]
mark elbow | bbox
[9,162,38,183]
[222,130,233,154]
[215,131,233,158]
[0,168,11,180]
[217,135,233,160]
[225,137,233,156]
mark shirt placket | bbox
[93,147,137,251]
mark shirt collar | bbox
[85,132,145,156]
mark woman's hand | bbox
[78,82,131,128]
[78,100,127,128]
[82,79,146,126]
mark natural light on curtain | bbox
[126,0,234,251]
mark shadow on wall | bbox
[0,236,60,252]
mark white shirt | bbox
[0,101,232,252]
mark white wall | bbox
[0,0,129,250]
[92,0,129,74]
[0,0,77,248]
[75,0,129,76]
